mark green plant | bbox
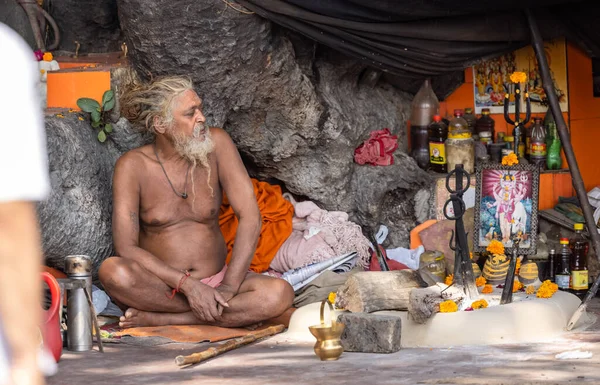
[76,90,116,143]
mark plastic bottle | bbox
[448,109,469,133]
[475,108,495,142]
[555,238,571,291]
[546,117,562,170]
[570,223,589,299]
[529,117,547,169]
[547,249,556,283]
[497,132,505,144]
[504,135,514,150]
[428,115,448,173]
[463,107,477,135]
[446,110,475,173]
[410,79,439,170]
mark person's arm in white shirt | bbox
[0,23,50,385]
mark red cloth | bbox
[368,245,410,271]
[354,128,398,166]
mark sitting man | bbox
[99,76,294,328]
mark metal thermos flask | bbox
[64,255,93,351]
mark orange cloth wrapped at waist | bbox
[219,179,294,273]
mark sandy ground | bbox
[47,299,600,385]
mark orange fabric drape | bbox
[219,179,294,273]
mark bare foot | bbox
[119,308,204,328]
[119,308,158,328]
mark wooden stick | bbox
[83,286,104,353]
[175,324,285,366]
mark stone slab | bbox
[337,312,401,353]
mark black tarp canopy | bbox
[238,0,600,95]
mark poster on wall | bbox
[473,52,517,114]
[472,38,568,114]
[515,38,568,113]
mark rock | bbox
[117,0,433,246]
[0,0,37,50]
[337,313,402,353]
[39,113,145,280]
[49,0,122,53]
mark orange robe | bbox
[219,179,294,273]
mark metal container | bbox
[64,255,93,352]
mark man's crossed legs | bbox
[99,257,294,328]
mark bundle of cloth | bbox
[269,193,371,273]
[219,179,294,273]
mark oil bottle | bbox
[570,223,589,299]
[555,238,571,291]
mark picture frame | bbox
[473,162,540,255]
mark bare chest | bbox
[139,160,221,228]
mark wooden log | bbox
[408,284,465,324]
[335,270,425,313]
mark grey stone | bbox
[49,0,122,53]
[39,113,144,281]
[116,0,433,246]
[337,312,402,353]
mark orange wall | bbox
[440,42,600,192]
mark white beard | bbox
[171,123,214,168]
[169,123,215,199]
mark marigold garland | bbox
[43,52,54,62]
[502,152,519,166]
[525,285,535,295]
[439,300,458,313]
[537,280,559,298]
[471,299,489,310]
[512,280,524,292]
[445,274,453,286]
[486,240,505,256]
[509,71,527,84]
[475,276,487,287]
[328,292,337,304]
[515,258,522,275]
[481,284,494,294]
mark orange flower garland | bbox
[486,240,505,255]
[481,284,494,294]
[439,300,458,313]
[509,71,527,84]
[525,285,535,295]
[537,280,559,298]
[475,276,487,287]
[502,152,519,166]
[445,274,453,285]
[471,299,489,310]
[512,280,524,292]
[328,292,336,304]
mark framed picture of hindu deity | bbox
[473,163,540,255]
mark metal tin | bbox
[64,255,93,277]
[64,255,93,352]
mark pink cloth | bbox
[270,195,371,273]
[354,128,398,166]
[201,265,228,288]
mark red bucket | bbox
[41,272,62,362]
